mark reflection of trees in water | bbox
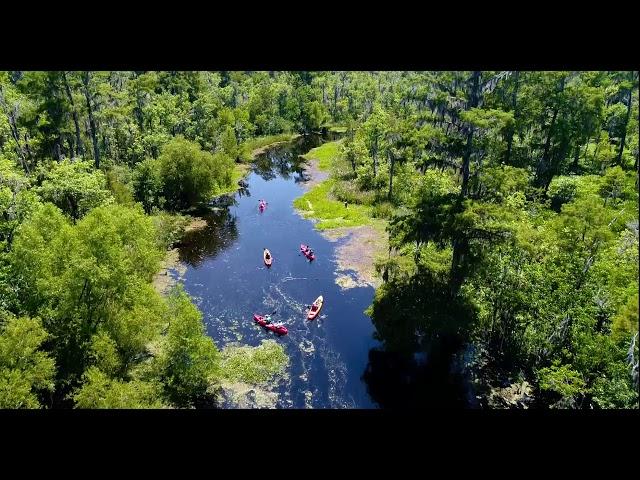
[177,207,239,267]
[236,186,251,199]
[363,270,476,408]
[251,134,328,181]
[292,167,309,184]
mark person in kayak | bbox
[264,248,271,260]
[263,314,272,324]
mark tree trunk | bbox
[537,107,559,186]
[450,235,469,296]
[572,141,581,172]
[635,147,639,190]
[615,85,633,166]
[82,72,100,169]
[372,136,378,178]
[536,76,565,187]
[460,71,481,198]
[62,72,84,158]
[388,151,395,201]
[54,140,62,161]
[24,133,33,163]
[504,71,520,165]
[450,72,481,295]
[0,87,30,173]
[66,137,74,158]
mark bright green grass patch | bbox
[302,140,343,171]
[220,340,289,385]
[321,123,348,133]
[293,178,373,230]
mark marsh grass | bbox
[302,140,343,171]
[294,179,373,230]
[220,339,289,385]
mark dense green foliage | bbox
[317,71,638,409]
[0,70,637,409]
[0,70,311,408]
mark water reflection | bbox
[363,341,469,408]
[363,270,476,408]
[177,207,239,267]
[251,133,340,182]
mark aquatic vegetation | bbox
[220,340,289,385]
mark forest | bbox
[0,71,637,409]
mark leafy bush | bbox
[133,157,164,213]
[158,137,233,210]
[36,160,113,221]
[547,176,579,212]
[372,201,395,219]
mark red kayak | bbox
[259,203,266,212]
[253,314,288,335]
[300,244,315,261]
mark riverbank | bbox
[152,216,208,294]
[212,134,302,198]
[294,140,389,290]
[155,135,308,294]
[247,133,301,157]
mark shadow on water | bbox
[363,270,478,408]
[177,206,239,267]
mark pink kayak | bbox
[300,244,315,261]
[253,314,288,335]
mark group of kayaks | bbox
[254,199,323,336]
[263,245,314,267]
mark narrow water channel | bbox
[176,134,381,408]
[174,134,475,408]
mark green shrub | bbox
[372,201,395,219]
[157,137,233,210]
[547,176,578,212]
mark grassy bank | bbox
[321,123,348,134]
[295,139,389,289]
[294,178,373,229]
[301,140,344,171]
[241,133,299,158]
[295,139,385,230]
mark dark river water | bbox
[175,133,476,408]
[176,134,382,408]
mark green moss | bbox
[220,340,289,385]
[302,140,343,171]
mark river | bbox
[175,133,382,408]
[174,133,475,408]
